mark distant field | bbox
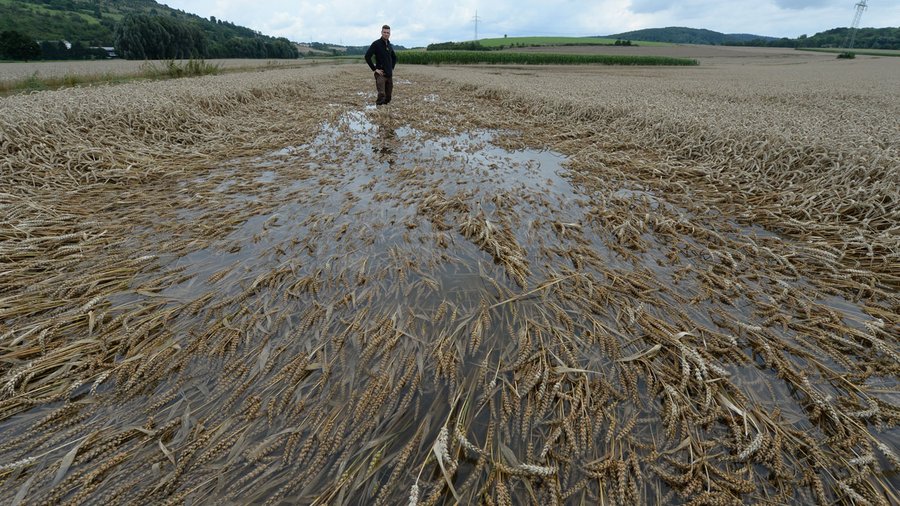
[399,50,696,66]
[477,36,669,47]
[797,47,900,57]
[497,44,841,64]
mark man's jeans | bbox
[375,72,393,105]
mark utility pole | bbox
[472,10,481,42]
[843,0,868,50]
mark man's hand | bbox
[375,69,384,75]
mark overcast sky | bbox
[161,0,899,47]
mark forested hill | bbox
[0,0,298,59]
[605,27,776,45]
[605,26,900,50]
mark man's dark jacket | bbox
[365,38,397,77]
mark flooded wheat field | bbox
[1,60,898,505]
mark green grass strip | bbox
[398,50,697,66]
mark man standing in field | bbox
[365,25,397,106]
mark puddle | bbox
[157,110,591,303]
[255,170,277,183]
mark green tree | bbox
[114,15,148,59]
[265,37,299,58]
[69,40,88,59]
[39,40,68,60]
[0,30,41,60]
[115,14,209,59]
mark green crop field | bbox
[477,36,669,48]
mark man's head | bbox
[381,25,391,41]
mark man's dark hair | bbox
[382,25,391,30]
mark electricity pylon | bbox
[473,10,481,42]
[843,0,868,50]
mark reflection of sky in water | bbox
[159,111,589,302]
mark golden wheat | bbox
[0,56,897,505]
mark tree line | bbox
[114,14,298,59]
[0,31,42,61]
[1,13,299,61]
[606,26,898,50]
[732,27,899,50]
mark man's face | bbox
[381,28,391,41]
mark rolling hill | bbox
[605,27,776,45]
[605,25,899,50]
[0,0,302,59]
[0,0,292,53]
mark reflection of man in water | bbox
[373,121,397,164]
